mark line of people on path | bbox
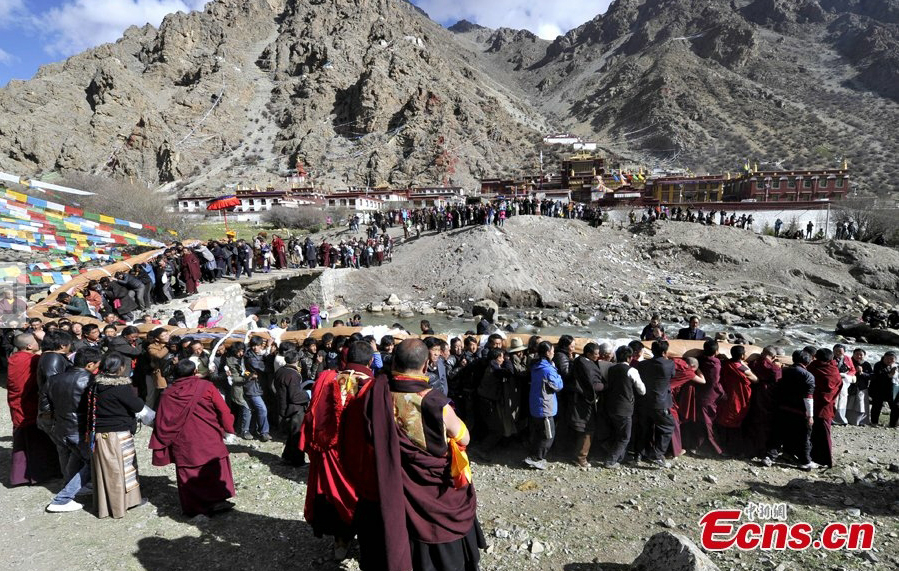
[436,326,899,474]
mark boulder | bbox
[386,294,401,305]
[835,315,899,348]
[632,531,720,571]
[472,299,499,319]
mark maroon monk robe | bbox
[149,375,235,516]
[715,359,754,456]
[272,236,287,269]
[7,351,60,486]
[298,369,358,539]
[744,357,783,459]
[685,354,724,454]
[668,358,699,457]
[181,251,202,295]
[366,374,481,571]
[808,359,842,467]
[321,242,331,267]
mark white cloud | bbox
[0,47,15,65]
[31,0,209,56]
[0,0,26,25]
[415,0,612,39]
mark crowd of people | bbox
[5,305,899,569]
[4,315,485,569]
[632,205,843,241]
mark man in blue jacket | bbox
[525,341,564,470]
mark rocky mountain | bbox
[0,0,548,193]
[454,0,899,193]
[1,0,898,195]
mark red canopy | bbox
[207,195,240,211]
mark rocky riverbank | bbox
[317,216,898,332]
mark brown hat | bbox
[508,337,526,353]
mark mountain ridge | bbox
[0,0,897,196]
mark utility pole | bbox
[825,202,831,239]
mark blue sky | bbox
[0,0,610,87]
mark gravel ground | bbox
[3,384,898,571]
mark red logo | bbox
[699,508,874,551]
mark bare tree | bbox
[834,199,899,245]
[60,172,190,237]
[262,206,353,232]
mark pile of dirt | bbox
[327,216,899,326]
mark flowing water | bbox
[351,310,896,361]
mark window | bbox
[194,201,200,207]
[260,199,266,204]
[248,199,255,205]
[182,201,188,207]
[836,178,844,188]
[787,178,796,188]
[818,178,828,188]
[803,179,812,189]
[772,179,780,189]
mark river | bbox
[348,310,895,361]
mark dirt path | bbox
[3,383,898,571]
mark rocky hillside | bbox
[0,0,548,193]
[453,0,899,193]
[0,0,898,195]
[318,215,899,325]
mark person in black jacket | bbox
[87,351,149,518]
[848,348,873,426]
[46,348,102,512]
[425,337,448,396]
[274,349,309,466]
[105,326,143,375]
[870,351,899,427]
[676,315,706,341]
[37,330,74,437]
[244,336,272,441]
[635,340,677,468]
[569,343,605,468]
[235,239,253,279]
[604,346,647,468]
[114,271,147,311]
[99,277,137,320]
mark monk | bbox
[180,249,202,295]
[686,340,725,455]
[299,340,376,561]
[744,346,782,459]
[272,235,287,269]
[808,347,843,467]
[715,345,758,457]
[359,338,484,570]
[149,360,236,517]
[669,357,704,457]
[7,334,61,486]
